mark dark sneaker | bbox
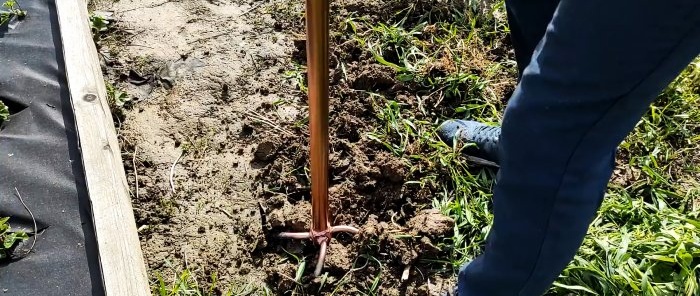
[437,120,501,167]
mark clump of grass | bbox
[0,0,26,27]
[338,1,513,119]
[154,267,271,296]
[277,247,384,295]
[551,185,700,295]
[342,0,509,269]
[0,217,28,260]
[365,94,496,269]
[155,270,216,296]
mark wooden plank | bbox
[55,0,150,295]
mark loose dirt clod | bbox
[253,141,277,162]
[408,209,455,239]
[349,64,397,90]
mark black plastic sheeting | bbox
[0,0,103,295]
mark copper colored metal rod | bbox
[278,232,311,239]
[330,225,360,234]
[278,0,360,278]
[307,0,330,233]
[314,240,329,276]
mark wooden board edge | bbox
[55,0,150,295]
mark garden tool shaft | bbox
[307,0,330,233]
[278,0,359,277]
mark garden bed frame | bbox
[56,0,149,295]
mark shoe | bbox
[437,120,501,166]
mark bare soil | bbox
[98,0,509,294]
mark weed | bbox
[0,100,8,123]
[89,11,113,43]
[106,83,130,108]
[154,268,271,296]
[327,255,383,296]
[550,185,700,295]
[0,217,28,260]
[0,0,26,27]
[283,63,308,93]
[105,82,131,120]
[89,9,131,63]
[279,248,308,295]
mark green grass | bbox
[339,1,510,269]
[153,268,271,296]
[275,248,384,296]
[335,1,700,295]
[550,60,700,296]
[0,217,29,261]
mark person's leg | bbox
[458,1,700,295]
[505,0,560,77]
[436,0,559,164]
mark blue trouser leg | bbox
[504,0,559,76]
[458,1,700,295]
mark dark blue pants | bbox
[457,1,700,295]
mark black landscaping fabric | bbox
[0,0,103,295]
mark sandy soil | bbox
[100,0,297,289]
